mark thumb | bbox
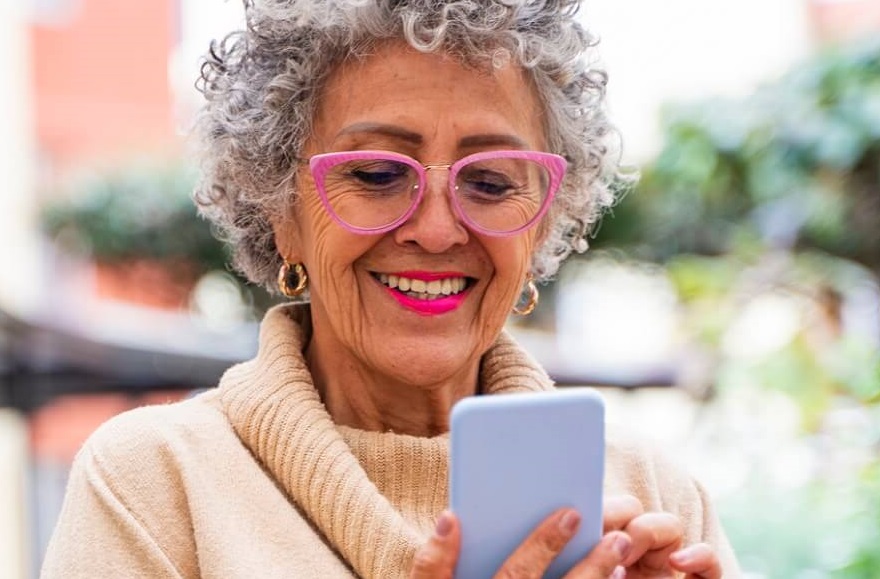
[410,511,461,579]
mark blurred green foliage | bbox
[41,163,227,271]
[721,457,880,578]
[590,38,880,577]
[595,37,880,277]
[41,161,280,315]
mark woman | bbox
[43,1,739,577]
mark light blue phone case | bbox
[449,388,605,578]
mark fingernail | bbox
[435,511,453,538]
[559,510,581,535]
[670,548,692,565]
[612,534,632,559]
[611,565,626,579]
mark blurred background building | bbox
[1,1,878,577]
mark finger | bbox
[494,508,580,579]
[565,531,632,578]
[621,512,683,570]
[669,543,722,579]
[409,511,460,579]
[602,495,644,533]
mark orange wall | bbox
[31,0,177,173]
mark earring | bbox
[512,275,539,316]
[278,261,308,297]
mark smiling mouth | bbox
[373,273,471,301]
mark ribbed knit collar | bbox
[219,304,554,578]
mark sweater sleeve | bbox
[691,477,741,577]
[40,409,199,579]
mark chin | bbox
[382,342,479,387]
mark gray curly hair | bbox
[194,0,626,292]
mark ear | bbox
[270,206,304,264]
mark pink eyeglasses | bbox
[307,150,567,237]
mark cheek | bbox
[295,198,384,312]
[294,198,352,288]
[309,226,362,295]
[486,236,536,305]
[502,233,538,275]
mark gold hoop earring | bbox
[512,275,539,316]
[278,261,308,297]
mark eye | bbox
[346,161,411,190]
[459,168,518,200]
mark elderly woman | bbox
[42,1,739,577]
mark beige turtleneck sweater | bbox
[41,305,740,578]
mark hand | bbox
[410,497,722,579]
[668,544,722,579]
[410,508,631,579]
[604,495,722,579]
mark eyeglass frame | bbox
[304,149,567,237]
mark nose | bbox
[392,169,469,252]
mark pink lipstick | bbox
[375,271,471,316]
[387,288,468,315]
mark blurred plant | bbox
[719,455,880,578]
[666,248,880,577]
[40,161,278,314]
[41,162,227,270]
[583,36,880,577]
[594,37,880,280]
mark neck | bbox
[306,335,479,438]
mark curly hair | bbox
[194,0,627,292]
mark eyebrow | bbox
[335,122,530,150]
[336,123,423,144]
[459,133,529,150]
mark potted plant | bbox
[41,161,229,309]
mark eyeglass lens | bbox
[319,156,550,233]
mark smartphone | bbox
[449,388,605,579]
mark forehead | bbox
[308,42,547,154]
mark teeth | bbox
[375,273,468,297]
